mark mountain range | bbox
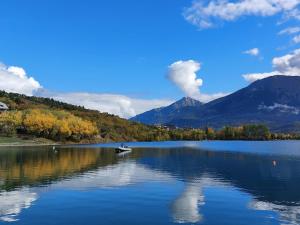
[131,75,300,132]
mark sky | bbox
[1,0,300,118]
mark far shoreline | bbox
[1,139,300,148]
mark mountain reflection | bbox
[0,145,300,224]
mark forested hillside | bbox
[1,90,299,144]
[0,91,158,143]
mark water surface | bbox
[1,141,300,225]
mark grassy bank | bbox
[0,136,56,146]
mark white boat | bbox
[115,144,132,153]
[116,149,132,157]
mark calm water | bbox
[1,141,300,225]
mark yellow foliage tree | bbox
[0,109,98,141]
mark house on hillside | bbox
[0,102,9,112]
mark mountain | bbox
[131,76,300,132]
[130,97,203,125]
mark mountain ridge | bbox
[130,96,203,125]
[131,75,300,132]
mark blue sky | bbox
[1,0,300,117]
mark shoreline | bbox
[0,143,59,147]
[1,139,300,148]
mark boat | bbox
[115,144,132,153]
[116,149,132,157]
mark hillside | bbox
[0,91,157,143]
[131,76,300,133]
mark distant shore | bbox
[0,136,104,147]
[1,136,300,148]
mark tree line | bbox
[1,90,300,143]
[1,108,300,143]
[143,124,300,141]
[0,109,98,142]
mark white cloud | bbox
[39,91,172,119]
[167,60,227,102]
[0,62,172,119]
[0,60,225,118]
[273,48,300,74]
[0,63,41,96]
[278,26,300,35]
[243,48,260,56]
[243,48,300,82]
[183,0,300,29]
[167,60,203,99]
[243,71,279,82]
[293,34,300,43]
[197,92,229,102]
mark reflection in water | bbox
[250,200,300,225]
[0,144,300,224]
[171,177,230,223]
[171,181,204,223]
[52,161,173,189]
[0,147,116,190]
[0,188,37,222]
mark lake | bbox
[1,141,300,225]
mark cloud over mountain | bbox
[0,60,225,118]
[167,60,203,99]
[38,91,172,119]
[167,60,227,102]
[243,48,300,82]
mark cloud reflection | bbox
[51,161,173,189]
[171,182,204,223]
[250,200,300,225]
[171,176,230,223]
[0,188,37,222]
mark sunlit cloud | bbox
[167,60,228,102]
[0,62,41,96]
[38,91,173,119]
[183,0,300,29]
[243,48,300,82]
[278,26,300,35]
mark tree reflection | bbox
[1,146,300,224]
